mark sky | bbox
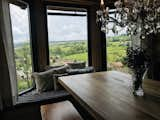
[10,4,30,43]
[10,4,126,44]
[47,13,88,41]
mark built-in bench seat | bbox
[3,91,71,120]
[15,65,94,106]
[41,101,83,120]
[16,90,71,106]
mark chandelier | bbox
[96,0,160,39]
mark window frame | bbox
[46,5,91,66]
[9,2,35,95]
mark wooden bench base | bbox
[41,101,83,120]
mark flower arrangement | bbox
[126,47,148,70]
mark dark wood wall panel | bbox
[88,6,107,71]
[44,0,98,6]
[147,34,160,80]
[29,0,49,72]
[3,105,42,120]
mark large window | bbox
[9,3,33,93]
[47,8,88,66]
[106,11,131,73]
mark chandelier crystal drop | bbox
[96,0,160,39]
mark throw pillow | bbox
[66,66,95,75]
[67,61,86,69]
[52,65,70,74]
[32,69,54,93]
[44,64,64,71]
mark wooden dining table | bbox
[58,71,160,120]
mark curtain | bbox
[0,0,18,108]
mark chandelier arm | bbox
[97,0,160,35]
[109,16,123,27]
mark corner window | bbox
[47,7,88,66]
[9,3,33,93]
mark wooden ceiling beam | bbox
[45,0,116,9]
[105,0,117,9]
[44,0,98,6]
[47,6,87,11]
[8,0,28,9]
[10,0,116,9]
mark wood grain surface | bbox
[59,71,160,120]
[41,101,83,120]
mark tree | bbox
[15,44,32,90]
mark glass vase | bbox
[132,69,146,96]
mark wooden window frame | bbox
[45,3,92,66]
[9,2,35,96]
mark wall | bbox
[88,6,107,71]
[148,34,160,80]
[0,92,3,111]
[3,105,42,120]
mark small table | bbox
[59,71,160,120]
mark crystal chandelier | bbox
[96,0,160,39]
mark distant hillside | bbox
[14,42,29,48]
[49,40,86,45]
[14,35,129,48]
[14,40,86,48]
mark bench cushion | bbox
[67,62,86,69]
[66,66,95,75]
[17,90,70,105]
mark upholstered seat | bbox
[17,90,70,105]
[32,64,94,92]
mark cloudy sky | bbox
[10,4,30,43]
[47,12,87,42]
[10,4,126,44]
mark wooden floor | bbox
[41,101,83,120]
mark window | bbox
[9,3,33,93]
[47,8,88,66]
[106,11,131,73]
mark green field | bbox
[15,35,130,92]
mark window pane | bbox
[9,4,33,93]
[47,9,88,66]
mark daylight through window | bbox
[47,8,88,66]
[9,3,33,93]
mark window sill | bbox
[18,87,35,96]
[16,90,70,107]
